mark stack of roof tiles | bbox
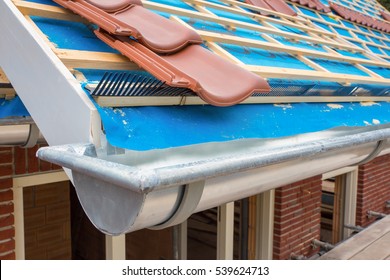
[330,2,390,32]
[53,0,270,106]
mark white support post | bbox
[217,202,235,260]
[343,168,358,239]
[105,235,126,260]
[255,190,275,260]
[13,186,24,260]
[173,221,188,260]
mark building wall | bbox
[2,144,390,260]
[0,145,62,260]
[273,176,322,260]
[356,154,390,227]
[24,181,71,259]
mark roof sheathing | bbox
[13,0,390,108]
[2,0,389,151]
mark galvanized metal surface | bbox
[38,125,390,234]
[0,124,45,146]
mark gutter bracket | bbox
[354,139,386,166]
[150,180,205,230]
[22,123,40,148]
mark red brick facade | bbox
[0,145,61,260]
[356,154,390,227]
[273,176,322,260]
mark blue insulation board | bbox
[30,16,117,52]
[367,45,384,55]
[312,21,333,33]
[94,101,390,151]
[370,36,384,46]
[148,0,197,11]
[298,6,319,18]
[333,26,352,38]
[335,49,367,59]
[181,17,267,42]
[26,0,59,6]
[321,14,339,24]
[308,58,369,76]
[355,33,370,42]
[0,97,30,118]
[219,44,314,70]
[205,7,260,25]
[364,66,390,78]
[341,20,356,30]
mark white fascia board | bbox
[0,0,100,146]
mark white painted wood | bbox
[255,190,275,260]
[322,166,358,180]
[13,186,24,260]
[173,220,188,260]
[105,235,126,260]
[343,169,358,239]
[217,202,234,260]
[0,0,100,147]
[13,171,68,188]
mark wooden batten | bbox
[92,95,390,107]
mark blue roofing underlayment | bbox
[2,0,390,151]
[0,97,30,119]
[95,101,390,150]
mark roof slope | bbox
[2,0,390,149]
[3,0,390,234]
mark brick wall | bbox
[273,176,322,260]
[356,154,390,227]
[0,147,15,260]
[126,228,173,260]
[24,182,71,259]
[0,144,62,260]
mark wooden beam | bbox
[206,42,245,65]
[55,49,140,70]
[14,0,87,23]
[197,30,390,68]
[192,0,361,47]
[247,65,390,85]
[332,176,344,244]
[294,2,390,49]
[0,69,16,99]
[297,55,330,72]
[0,68,10,83]
[143,1,361,52]
[223,0,308,24]
[92,95,390,107]
[0,89,17,100]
